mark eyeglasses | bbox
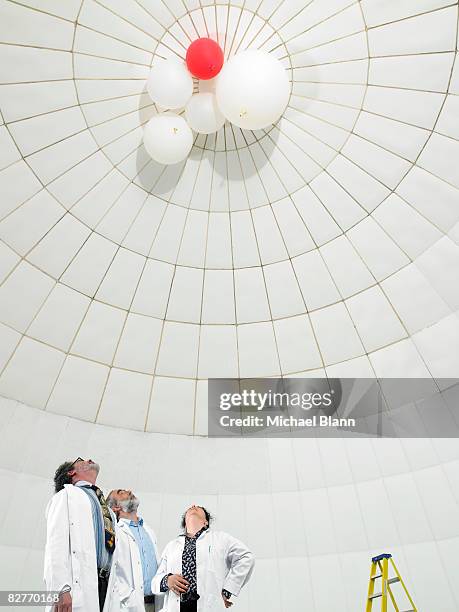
[70,457,84,468]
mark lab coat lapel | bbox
[118,519,136,541]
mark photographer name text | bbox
[219,414,356,428]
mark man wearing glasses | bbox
[43,458,119,612]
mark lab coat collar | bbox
[119,516,144,527]
[118,517,152,541]
[118,518,137,540]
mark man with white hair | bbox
[107,489,161,612]
[44,458,119,612]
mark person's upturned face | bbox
[113,489,133,502]
[185,505,207,525]
[70,458,100,481]
[111,489,140,513]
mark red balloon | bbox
[186,38,224,80]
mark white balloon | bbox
[216,50,290,130]
[147,59,193,110]
[185,93,225,134]
[143,114,193,165]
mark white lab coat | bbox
[43,484,120,612]
[152,530,254,612]
[116,518,163,611]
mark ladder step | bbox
[371,574,400,583]
[369,577,401,599]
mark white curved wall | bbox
[0,0,459,610]
[1,397,459,611]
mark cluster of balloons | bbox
[144,38,290,165]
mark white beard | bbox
[119,496,140,513]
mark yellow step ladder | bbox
[366,553,417,612]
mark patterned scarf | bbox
[181,526,208,595]
[85,484,116,552]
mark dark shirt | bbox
[159,527,231,600]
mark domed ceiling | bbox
[0,0,458,433]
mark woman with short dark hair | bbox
[152,504,254,612]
